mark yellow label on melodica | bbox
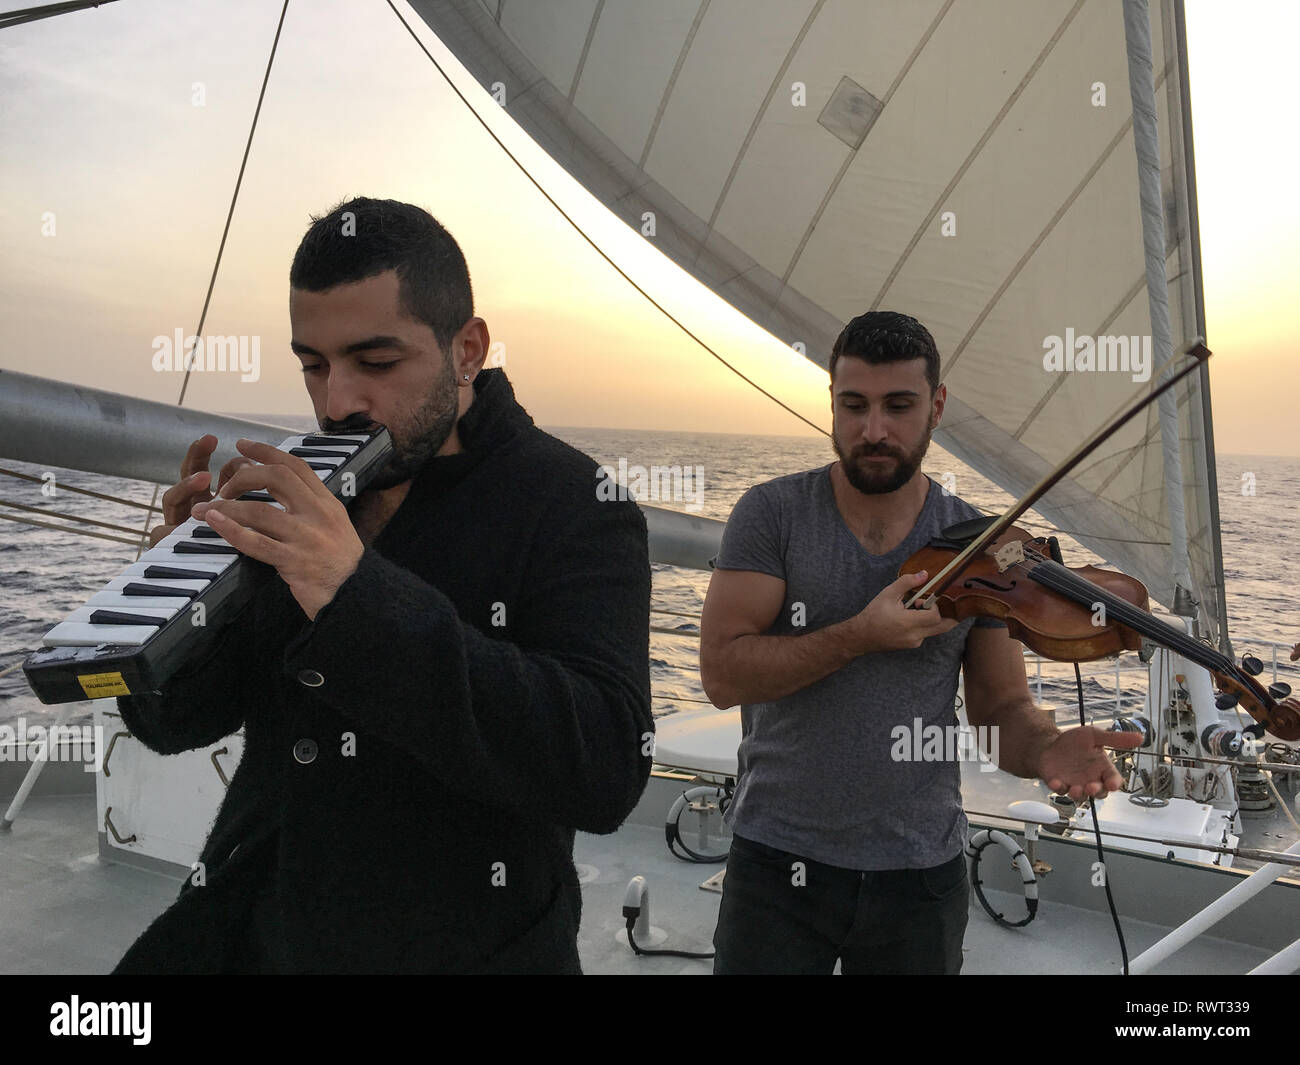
[77,671,132,698]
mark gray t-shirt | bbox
[715,466,1004,870]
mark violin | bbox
[899,517,1300,742]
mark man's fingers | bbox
[212,463,316,512]
[165,436,219,527]
[160,472,203,511]
[1104,730,1144,750]
[160,471,212,526]
[180,434,218,480]
[917,615,958,638]
[215,455,256,494]
[234,438,331,495]
[887,569,930,605]
[197,499,294,541]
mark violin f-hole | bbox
[963,576,1017,593]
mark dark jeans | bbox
[713,834,970,974]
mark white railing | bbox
[1129,838,1300,975]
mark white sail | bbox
[409,0,1226,645]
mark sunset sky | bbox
[1,0,1295,453]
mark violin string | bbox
[995,548,1269,733]
[1020,557,1245,688]
[1047,567,1253,704]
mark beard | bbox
[320,356,460,491]
[833,426,931,495]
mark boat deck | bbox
[0,772,1286,975]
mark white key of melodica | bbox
[141,523,249,571]
[42,623,159,648]
[86,592,199,610]
[43,602,179,648]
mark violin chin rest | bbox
[939,515,1000,543]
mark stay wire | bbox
[135,0,291,558]
[0,466,154,510]
[384,1,828,439]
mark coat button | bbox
[293,739,318,764]
[298,669,324,687]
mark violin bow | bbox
[907,337,1211,608]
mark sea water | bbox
[1,421,1296,729]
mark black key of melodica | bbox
[289,447,353,458]
[143,565,221,581]
[300,435,363,447]
[88,609,167,627]
[174,540,241,554]
[122,582,198,598]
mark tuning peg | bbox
[1269,682,1292,700]
[1215,692,1239,710]
[1241,655,1264,676]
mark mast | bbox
[1168,0,1231,655]
[1122,0,1210,641]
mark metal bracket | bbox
[103,806,136,845]
[210,746,231,787]
[102,730,132,778]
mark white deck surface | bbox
[0,789,1276,976]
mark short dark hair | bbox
[828,311,941,393]
[289,197,473,353]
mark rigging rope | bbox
[0,466,154,510]
[0,497,151,537]
[383,0,828,439]
[134,0,291,558]
[0,509,139,547]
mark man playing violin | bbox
[699,310,1142,975]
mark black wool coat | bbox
[112,369,652,973]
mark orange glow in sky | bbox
[0,0,1294,453]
